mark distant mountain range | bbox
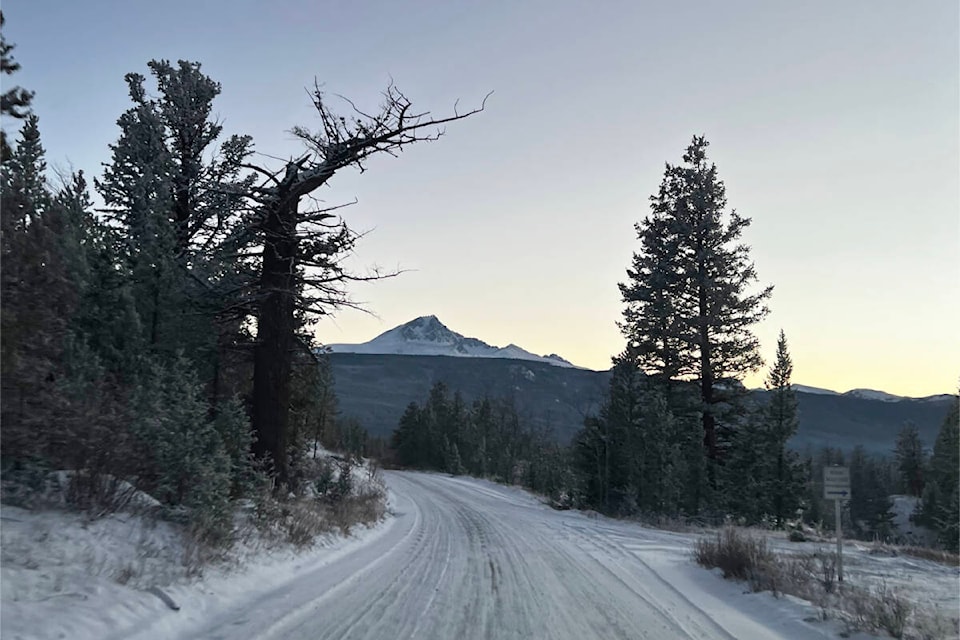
[786,384,952,403]
[324,316,956,453]
[328,315,576,368]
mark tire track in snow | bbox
[174,472,825,640]
[559,521,738,640]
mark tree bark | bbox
[697,239,717,462]
[251,196,298,487]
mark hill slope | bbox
[330,353,606,440]
[330,353,956,453]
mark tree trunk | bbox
[776,449,785,527]
[698,285,717,461]
[252,197,298,488]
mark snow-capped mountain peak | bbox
[327,316,579,368]
[843,388,905,403]
[397,315,455,342]
[784,386,954,403]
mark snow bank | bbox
[0,455,392,640]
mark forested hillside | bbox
[329,352,954,453]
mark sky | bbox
[3,0,958,396]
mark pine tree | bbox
[920,400,959,551]
[130,354,233,542]
[765,330,803,527]
[95,60,253,375]
[574,356,690,515]
[311,350,340,455]
[620,136,772,471]
[0,116,79,457]
[0,12,34,162]
[244,85,487,487]
[894,423,926,497]
[598,357,645,512]
[722,406,770,524]
[848,446,896,540]
[392,402,426,468]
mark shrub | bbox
[332,461,353,502]
[254,456,387,545]
[693,530,952,640]
[0,456,52,508]
[313,458,336,498]
[693,527,776,583]
[131,355,232,545]
[815,551,837,594]
[872,582,911,639]
[213,395,267,499]
[898,545,960,567]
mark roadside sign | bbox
[823,466,850,501]
[823,465,850,584]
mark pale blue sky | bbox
[4,1,958,395]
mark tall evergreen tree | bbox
[848,446,896,540]
[0,116,73,455]
[0,12,34,162]
[620,136,772,467]
[894,423,926,497]
[95,60,253,377]
[919,400,959,551]
[392,402,426,468]
[765,330,803,526]
[574,356,692,515]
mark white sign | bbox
[824,466,850,500]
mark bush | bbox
[898,545,960,567]
[0,456,52,508]
[332,461,353,501]
[213,395,267,499]
[693,527,776,583]
[693,530,954,639]
[872,582,911,639]
[313,458,336,498]
[815,551,837,593]
[254,456,387,545]
[131,355,233,546]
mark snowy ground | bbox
[2,472,958,639]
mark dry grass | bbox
[693,527,958,639]
[693,527,776,585]
[252,458,387,547]
[896,545,960,567]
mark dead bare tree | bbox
[244,82,489,486]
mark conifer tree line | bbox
[390,382,572,499]
[902,403,959,551]
[793,411,959,553]
[0,16,483,539]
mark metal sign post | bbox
[824,466,851,583]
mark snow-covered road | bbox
[168,472,838,640]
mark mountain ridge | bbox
[328,352,957,454]
[327,315,578,368]
[327,315,946,400]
